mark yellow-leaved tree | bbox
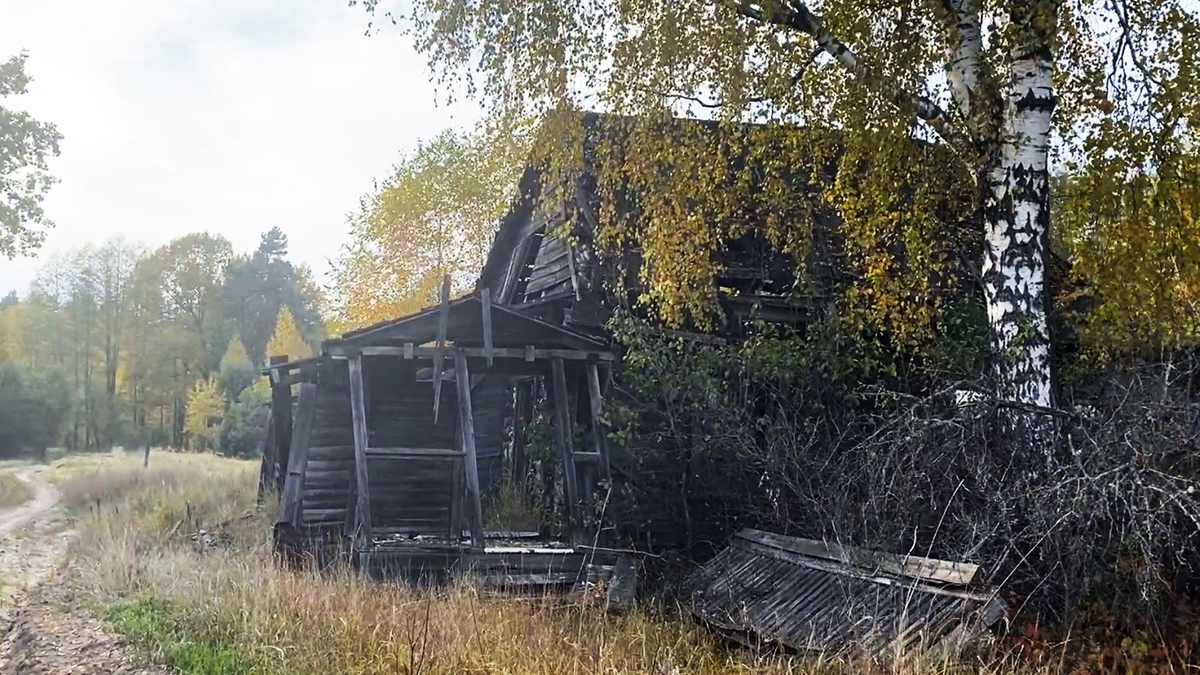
[1060,151,1200,358]
[266,306,312,361]
[329,117,529,333]
[183,377,223,450]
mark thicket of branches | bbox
[604,313,1200,625]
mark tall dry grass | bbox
[54,452,1064,674]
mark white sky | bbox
[0,0,482,297]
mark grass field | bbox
[0,467,33,509]
[48,451,1147,675]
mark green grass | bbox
[0,470,33,508]
[105,598,254,675]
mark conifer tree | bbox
[266,306,312,361]
[217,335,257,399]
[184,377,223,450]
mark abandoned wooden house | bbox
[256,112,992,635]
[260,283,627,590]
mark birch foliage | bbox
[354,0,1200,451]
[330,122,529,332]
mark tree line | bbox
[0,228,322,457]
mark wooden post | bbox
[454,349,486,550]
[587,363,613,545]
[432,275,451,423]
[449,456,465,541]
[551,358,581,546]
[277,381,319,527]
[482,287,494,366]
[587,364,613,485]
[348,352,373,547]
[269,355,292,495]
[511,380,531,482]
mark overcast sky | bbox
[0,0,482,297]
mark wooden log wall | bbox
[297,359,354,529]
[286,355,509,542]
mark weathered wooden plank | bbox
[306,443,355,455]
[365,447,465,459]
[432,275,450,424]
[551,358,581,546]
[482,287,494,366]
[586,363,613,488]
[354,346,616,362]
[455,349,486,551]
[734,529,981,586]
[449,457,465,540]
[269,356,293,495]
[348,353,373,547]
[277,381,319,527]
[530,247,571,278]
[525,265,573,296]
[303,508,349,522]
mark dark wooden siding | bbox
[300,361,355,527]
[297,356,508,533]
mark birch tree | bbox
[353,0,1199,454]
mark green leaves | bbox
[0,52,62,259]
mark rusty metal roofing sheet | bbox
[689,529,1006,657]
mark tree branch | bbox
[725,0,954,135]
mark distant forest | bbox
[0,228,323,457]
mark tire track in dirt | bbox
[0,466,168,675]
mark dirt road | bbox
[0,466,167,675]
[0,469,59,538]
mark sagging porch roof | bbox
[326,291,611,353]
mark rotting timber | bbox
[261,282,623,595]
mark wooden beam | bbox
[277,382,319,527]
[269,355,292,495]
[432,274,451,423]
[449,456,465,541]
[454,349,486,550]
[347,353,373,547]
[339,345,616,362]
[482,286,494,366]
[734,529,981,586]
[586,363,613,487]
[364,447,465,459]
[551,358,581,546]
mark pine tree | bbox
[184,377,223,451]
[217,335,258,399]
[266,306,312,361]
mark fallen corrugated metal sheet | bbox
[690,529,1007,657]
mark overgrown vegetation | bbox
[0,469,32,508]
[604,313,1200,638]
[54,453,809,674]
[52,451,1196,672]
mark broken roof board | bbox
[329,293,608,352]
[690,529,1005,658]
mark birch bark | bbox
[980,1,1058,451]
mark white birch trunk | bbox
[981,17,1056,452]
